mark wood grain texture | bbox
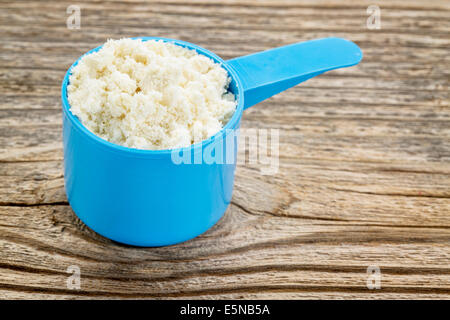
[0,0,449,299]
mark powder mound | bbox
[67,38,237,150]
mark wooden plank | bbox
[0,205,449,299]
[0,0,449,299]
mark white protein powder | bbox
[67,38,237,150]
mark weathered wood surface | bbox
[0,0,449,299]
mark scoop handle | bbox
[226,37,362,110]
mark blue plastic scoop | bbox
[61,37,362,246]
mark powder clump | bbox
[67,38,237,150]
